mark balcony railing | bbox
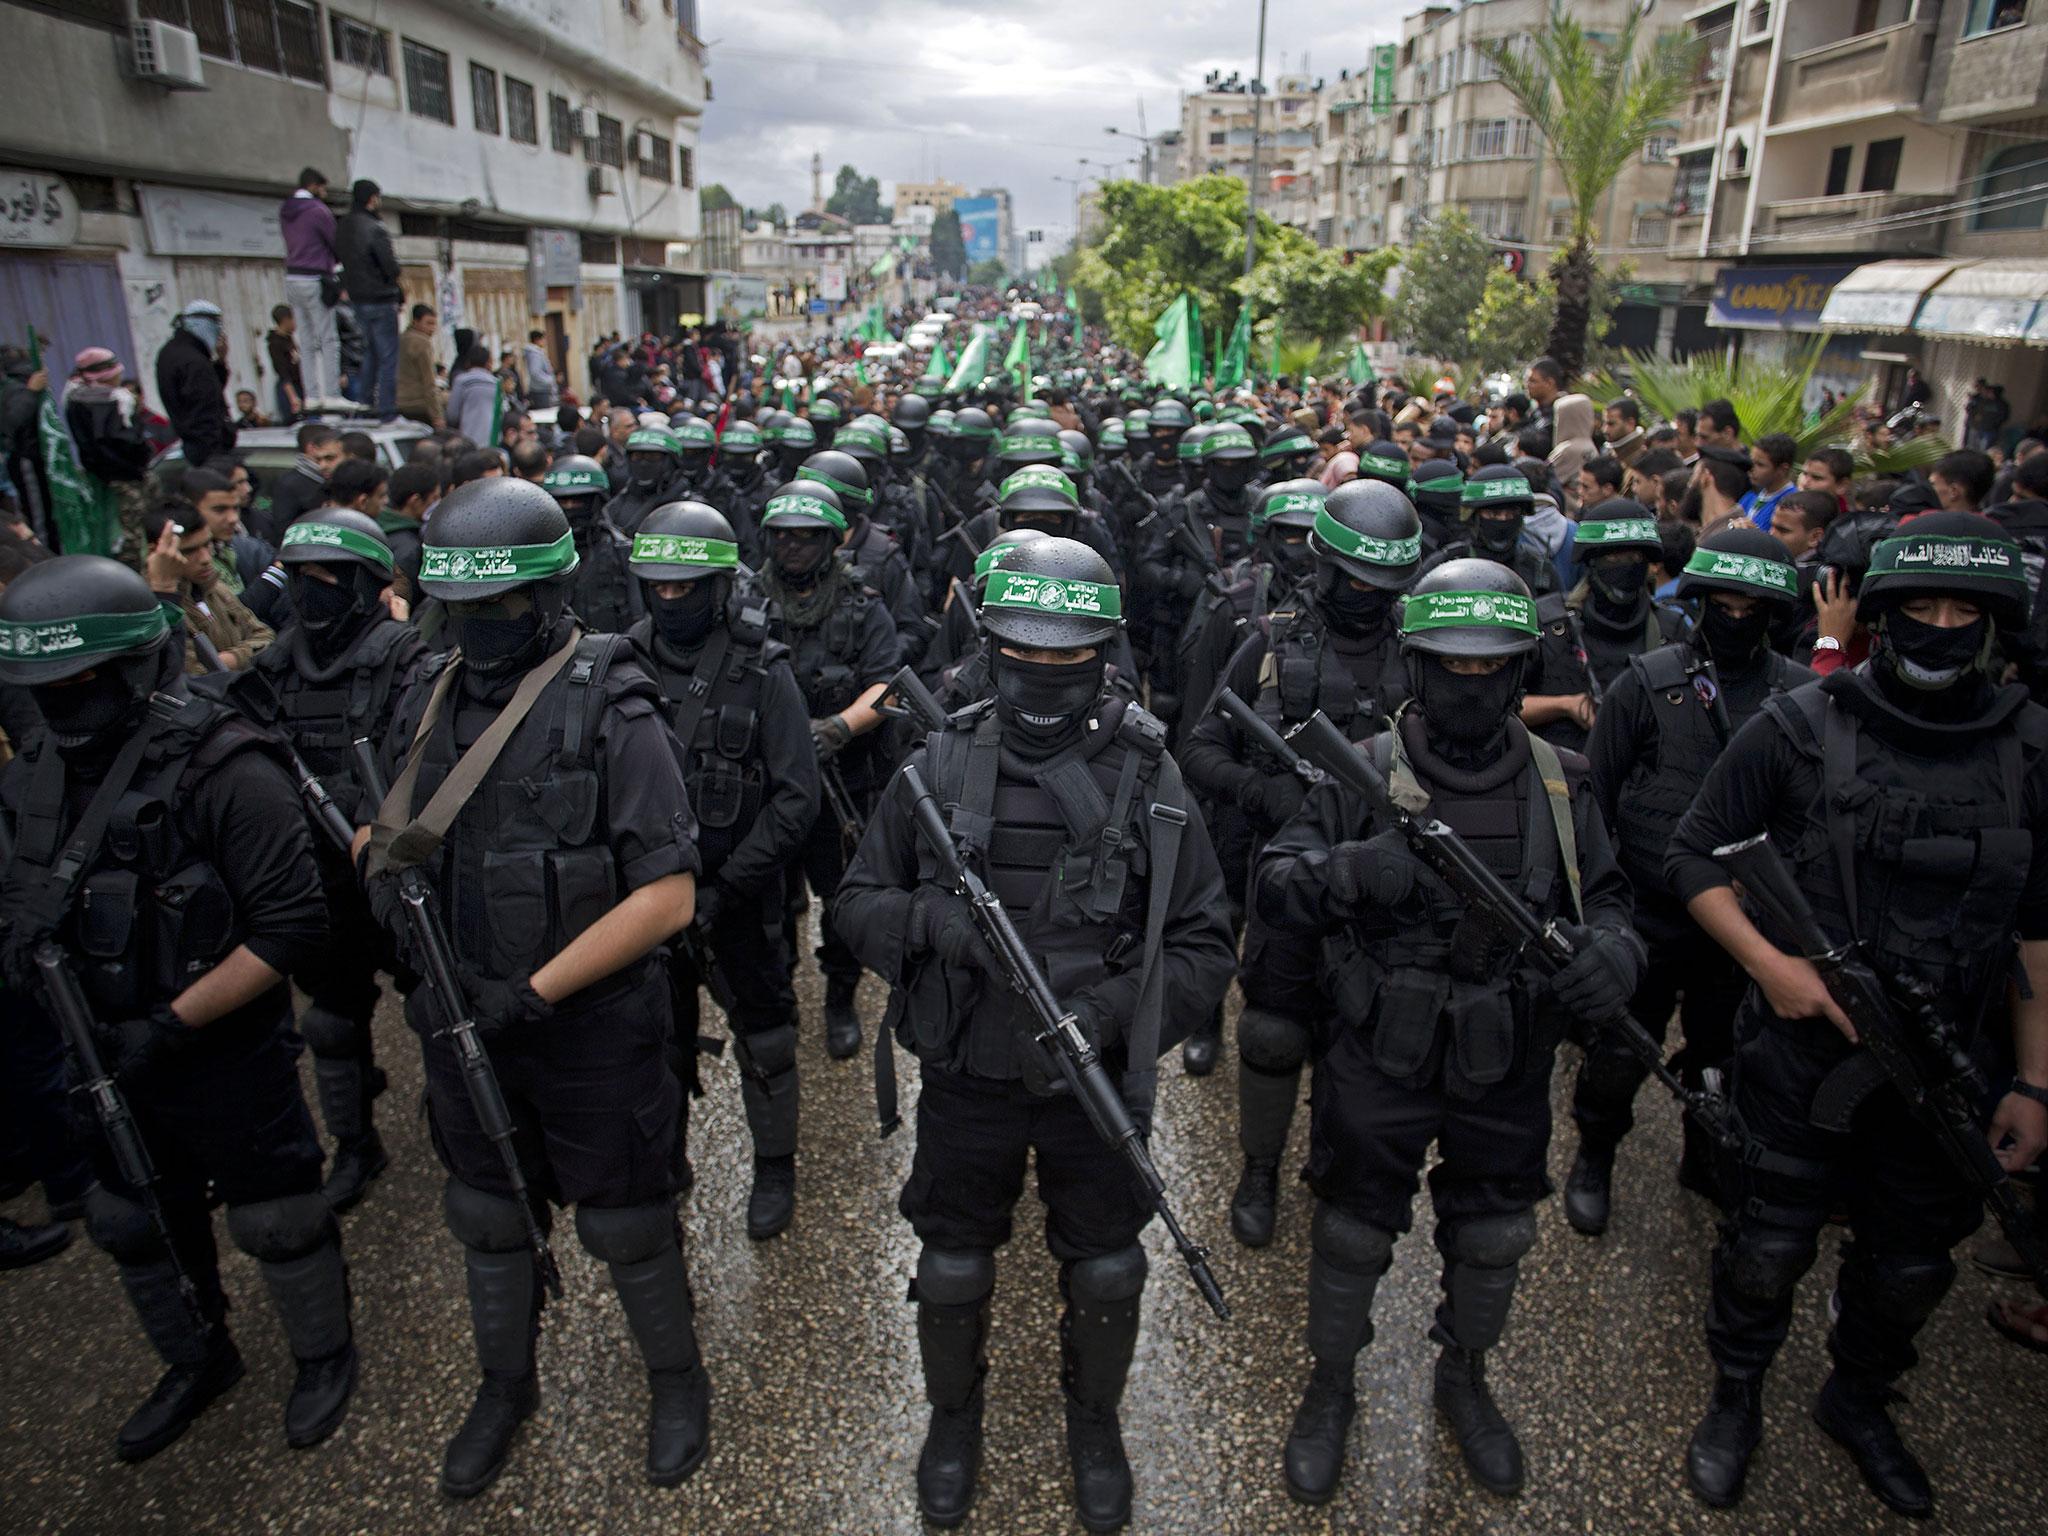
[1755,190,1948,254]
[1770,21,1934,129]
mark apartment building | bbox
[1175,73,1321,230]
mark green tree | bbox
[700,183,739,215]
[751,201,788,229]
[1468,267,1554,373]
[1239,242,1397,350]
[966,256,1009,287]
[1388,211,1496,361]
[1483,10,1698,382]
[825,165,885,225]
[929,207,968,279]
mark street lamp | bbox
[1103,125,1161,184]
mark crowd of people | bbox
[1,286,2044,1532]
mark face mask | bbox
[1317,570,1397,637]
[454,610,543,676]
[1208,459,1254,499]
[33,669,144,762]
[291,569,369,653]
[1472,514,1523,560]
[1874,611,1988,692]
[991,650,1104,756]
[180,315,221,351]
[771,530,833,589]
[679,453,712,484]
[1588,555,1649,608]
[1416,655,1523,753]
[1265,532,1314,586]
[1698,599,1773,667]
[561,495,601,532]
[630,458,667,489]
[651,581,720,649]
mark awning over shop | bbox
[1816,259,1957,334]
[1915,259,2048,344]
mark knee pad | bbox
[1728,1224,1817,1304]
[226,1193,337,1263]
[443,1178,533,1254]
[1447,1210,1538,1270]
[574,1202,676,1266]
[915,1246,995,1307]
[298,1003,364,1056]
[85,1185,164,1265]
[1068,1243,1148,1305]
[1311,1202,1397,1275]
[1237,1007,1308,1073]
[1855,1250,1956,1322]
[736,1022,798,1079]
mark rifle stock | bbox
[1213,688,1325,791]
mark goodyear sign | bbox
[1709,264,1858,331]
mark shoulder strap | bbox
[368,627,584,877]
[666,626,733,754]
[1121,749,1187,1119]
[1819,695,1861,936]
[1524,731,1583,920]
[1633,644,1691,693]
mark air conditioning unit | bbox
[631,130,657,161]
[588,167,614,198]
[131,20,207,90]
[574,107,600,142]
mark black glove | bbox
[910,888,999,977]
[96,1006,191,1088]
[692,881,725,934]
[1551,922,1640,1021]
[1326,830,1430,913]
[455,965,554,1041]
[361,863,425,971]
[1241,772,1307,830]
[811,713,852,761]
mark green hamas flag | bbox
[28,332,116,556]
[944,327,990,394]
[1346,342,1375,384]
[921,342,948,382]
[1143,294,1200,392]
[1004,324,1030,391]
[1215,306,1252,391]
[486,372,506,449]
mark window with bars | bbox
[1632,211,1670,246]
[328,12,388,74]
[677,144,695,188]
[639,133,673,182]
[548,93,575,153]
[135,0,323,81]
[403,38,454,124]
[1643,135,1677,164]
[470,62,500,134]
[506,78,538,145]
[590,114,625,168]
[1465,120,1509,159]
[1671,151,1712,214]
[1461,199,1520,237]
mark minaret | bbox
[810,152,823,212]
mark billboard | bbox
[956,196,1001,264]
[817,263,847,302]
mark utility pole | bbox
[1242,0,1269,280]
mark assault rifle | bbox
[820,762,867,861]
[878,666,948,732]
[1276,707,1752,1156]
[1715,833,2048,1297]
[1562,608,1606,714]
[188,638,358,853]
[897,760,1231,1322]
[351,738,564,1297]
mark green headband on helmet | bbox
[808,399,843,422]
[627,428,678,454]
[1202,425,1255,458]
[999,466,1078,504]
[419,531,579,585]
[836,423,889,456]
[281,519,395,573]
[1313,504,1421,567]
[1260,430,1312,459]
[0,604,170,664]
[762,491,849,532]
[671,420,716,448]
[1682,546,1800,599]
[720,422,763,450]
[1462,475,1532,506]
[629,531,739,569]
[1867,532,2025,588]
[1574,518,1660,549]
[1399,588,1539,637]
[1358,452,1409,481]
[974,540,1036,583]
[982,569,1122,621]
[542,464,610,496]
[1409,469,1464,498]
[794,465,872,508]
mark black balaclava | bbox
[1586,553,1650,616]
[1206,457,1255,506]
[629,452,670,491]
[770,528,835,591]
[1697,596,1774,670]
[1871,607,1993,719]
[33,641,176,774]
[454,585,565,682]
[775,444,811,480]
[1315,566,1398,638]
[990,646,1104,759]
[560,492,603,537]
[290,567,378,662]
[1263,528,1315,588]
[650,578,722,651]
[1470,510,1525,563]
[1414,653,1523,762]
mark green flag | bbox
[28,331,116,556]
[944,327,991,394]
[1216,307,1252,390]
[1003,324,1030,391]
[1346,342,1376,384]
[487,373,506,448]
[1142,295,1200,392]
[920,342,948,382]
[855,360,870,386]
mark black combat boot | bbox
[0,1213,72,1270]
[1434,1342,1524,1494]
[916,1291,990,1526]
[1563,1146,1614,1237]
[1813,1370,1933,1518]
[1230,1159,1280,1248]
[1285,1206,1386,1503]
[442,1249,540,1498]
[740,1058,798,1240]
[1061,1253,1145,1533]
[1182,1005,1222,1076]
[746,1156,796,1241]
[114,1260,244,1463]
[602,1229,709,1486]
[1283,1360,1357,1505]
[824,975,862,1060]
[315,1058,389,1214]
[1686,1371,1763,1508]
[256,1234,358,1448]
[1231,1056,1300,1247]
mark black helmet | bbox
[759,480,848,535]
[1098,418,1129,459]
[893,393,932,429]
[972,527,1051,592]
[1857,509,2030,629]
[1057,428,1094,483]
[977,534,1122,649]
[1356,440,1411,489]
[1678,523,1802,606]
[927,408,957,441]
[0,553,174,687]
[795,449,872,513]
[1254,478,1325,536]
[807,395,845,427]
[719,419,763,459]
[836,415,891,468]
[671,417,716,460]
[1462,462,1535,515]
[1176,422,1215,466]
[949,406,997,457]
[418,476,579,601]
[1814,509,1896,597]
[628,501,742,583]
[541,453,611,507]
[1398,557,1540,659]
[1573,497,1663,561]
[1406,458,1465,522]
[1259,425,1316,468]
[994,417,1064,471]
[1200,423,1256,462]
[1148,398,1193,433]
[1311,479,1423,590]
[278,506,397,578]
[997,465,1081,531]
[1124,407,1152,438]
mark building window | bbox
[1861,137,1902,193]
[620,0,640,16]
[677,0,699,39]
[1643,135,1676,164]
[1963,0,2028,38]
[469,62,500,135]
[1671,151,1712,214]
[328,12,389,75]
[505,77,537,144]
[677,144,695,189]
[638,132,673,182]
[1209,131,1227,146]
[590,113,624,168]
[1743,2,1772,40]
[1973,141,2048,229]
[139,0,323,82]
[402,38,453,124]
[1824,145,1852,197]
[1632,211,1670,246]
[548,93,575,154]
[1465,119,1509,159]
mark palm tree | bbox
[1483,7,1699,382]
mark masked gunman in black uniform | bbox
[835,535,1235,1533]
[794,448,929,670]
[360,478,708,1496]
[1256,559,1641,1505]
[1667,512,2048,1519]
[715,419,774,563]
[0,556,357,1462]
[604,425,686,537]
[1566,527,1811,1236]
[543,453,643,636]
[930,406,999,524]
[757,480,901,1060]
[670,416,732,508]
[1183,480,1422,1243]
[625,502,820,1239]
[765,411,817,485]
[947,423,1125,588]
[1418,464,1559,598]
[248,510,432,1210]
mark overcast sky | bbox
[698,1,1408,234]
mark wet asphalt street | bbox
[4,943,2047,1536]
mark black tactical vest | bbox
[570,524,644,636]
[255,618,423,824]
[783,570,877,720]
[1251,603,1405,759]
